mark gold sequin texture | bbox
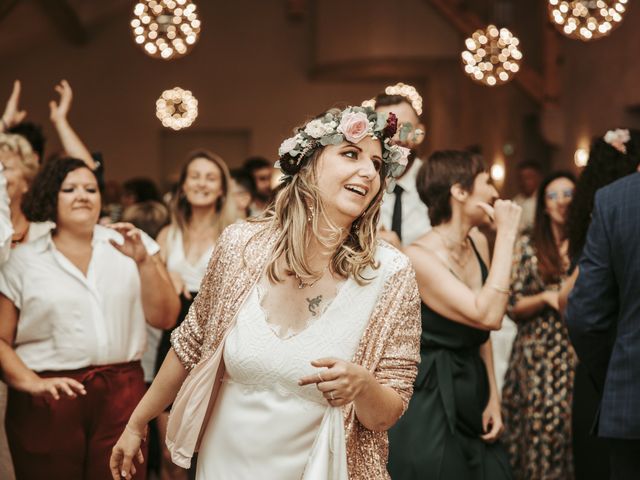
[502,235,577,480]
[171,220,422,479]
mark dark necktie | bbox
[391,184,404,241]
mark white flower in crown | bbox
[396,146,411,166]
[604,128,630,154]
[278,136,299,157]
[304,119,336,139]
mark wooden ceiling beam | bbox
[33,0,89,46]
[0,0,19,24]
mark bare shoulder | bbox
[404,234,442,274]
[156,225,170,248]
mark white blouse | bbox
[165,227,214,293]
[0,225,159,372]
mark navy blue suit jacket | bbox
[567,172,640,439]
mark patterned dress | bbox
[502,235,577,480]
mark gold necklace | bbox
[433,228,472,269]
[294,265,330,289]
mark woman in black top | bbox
[388,150,520,479]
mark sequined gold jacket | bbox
[171,220,421,479]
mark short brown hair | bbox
[416,150,485,226]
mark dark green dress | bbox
[387,241,512,480]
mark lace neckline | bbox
[254,277,349,340]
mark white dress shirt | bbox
[379,158,431,246]
[513,193,536,233]
[0,225,159,372]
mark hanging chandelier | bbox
[548,0,628,41]
[131,0,201,60]
[461,25,523,87]
[156,87,198,130]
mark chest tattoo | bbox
[306,295,323,316]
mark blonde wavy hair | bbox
[170,149,237,240]
[0,133,39,185]
[257,139,388,287]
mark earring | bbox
[307,203,314,223]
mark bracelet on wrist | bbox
[490,284,510,295]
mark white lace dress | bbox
[195,278,371,479]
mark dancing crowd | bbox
[0,79,638,480]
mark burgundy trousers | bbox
[6,361,147,480]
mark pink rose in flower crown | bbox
[338,111,371,144]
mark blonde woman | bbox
[110,106,421,480]
[154,150,236,480]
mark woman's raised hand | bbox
[478,199,521,235]
[49,79,73,125]
[110,424,147,480]
[298,357,373,407]
[2,80,27,129]
[107,223,149,265]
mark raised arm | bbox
[1,80,27,132]
[566,191,618,391]
[49,80,97,170]
[410,200,521,331]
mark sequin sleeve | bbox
[370,261,421,412]
[170,226,234,370]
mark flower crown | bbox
[603,128,630,154]
[275,106,411,181]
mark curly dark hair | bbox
[567,128,640,261]
[531,171,576,283]
[416,150,485,226]
[22,157,98,223]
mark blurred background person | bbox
[501,171,577,480]
[374,83,430,248]
[0,157,179,479]
[512,160,543,234]
[560,128,640,480]
[122,177,163,210]
[230,167,256,220]
[121,200,171,480]
[154,149,236,480]
[242,156,273,215]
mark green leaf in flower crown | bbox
[398,122,413,142]
[289,149,300,156]
[375,113,387,131]
[320,133,343,146]
[329,133,344,145]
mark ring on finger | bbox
[317,372,324,383]
[330,392,335,401]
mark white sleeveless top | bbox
[165,227,215,293]
[196,275,372,480]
